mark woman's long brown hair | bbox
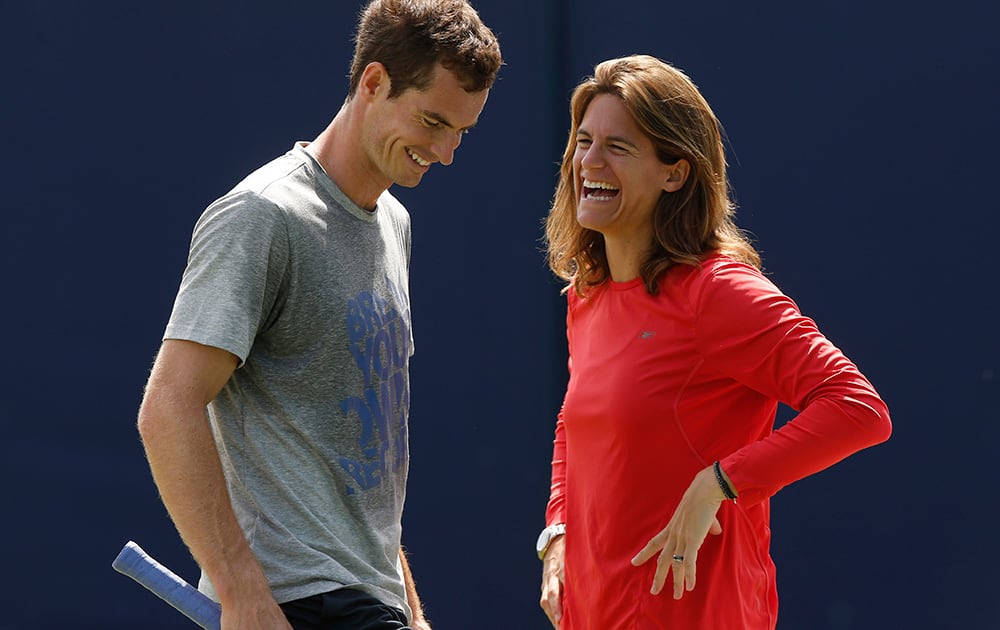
[545,55,759,296]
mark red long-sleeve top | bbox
[545,254,891,629]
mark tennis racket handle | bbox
[112,541,222,630]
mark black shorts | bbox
[280,588,411,630]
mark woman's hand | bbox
[631,466,727,599]
[539,535,566,628]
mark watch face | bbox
[536,530,549,552]
[536,524,565,557]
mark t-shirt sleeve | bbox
[693,260,892,505]
[164,191,289,364]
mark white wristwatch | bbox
[536,523,566,560]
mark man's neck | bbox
[308,103,388,211]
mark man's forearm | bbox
[138,395,271,604]
[399,547,426,624]
[137,340,274,608]
[137,340,292,627]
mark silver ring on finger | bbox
[672,554,684,562]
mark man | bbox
[136,1,502,628]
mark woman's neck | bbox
[604,236,646,283]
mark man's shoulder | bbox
[204,146,323,224]
[376,188,409,218]
[231,146,311,199]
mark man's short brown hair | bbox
[349,0,502,98]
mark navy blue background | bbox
[2,1,997,628]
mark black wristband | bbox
[714,460,737,502]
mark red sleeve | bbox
[545,408,568,527]
[695,260,892,505]
[544,294,573,526]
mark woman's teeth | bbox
[583,179,619,200]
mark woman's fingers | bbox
[631,529,668,567]
[635,467,728,599]
[632,522,691,596]
[674,549,699,599]
[709,516,723,536]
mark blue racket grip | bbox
[112,541,222,630]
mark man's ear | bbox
[663,158,691,192]
[358,62,391,100]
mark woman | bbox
[537,55,891,629]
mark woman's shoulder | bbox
[660,252,789,319]
[665,252,766,289]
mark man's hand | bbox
[212,540,291,629]
[410,617,432,630]
[220,599,292,630]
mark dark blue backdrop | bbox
[2,1,997,628]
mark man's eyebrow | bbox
[421,109,477,132]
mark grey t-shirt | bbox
[164,143,413,616]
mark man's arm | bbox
[399,547,430,630]
[137,339,290,629]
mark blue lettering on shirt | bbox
[339,277,411,495]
